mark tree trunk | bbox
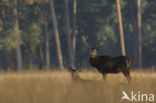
[137,0,142,68]
[116,0,126,56]
[16,47,22,71]
[1,9,7,31]
[13,0,22,71]
[127,0,138,67]
[49,0,64,69]
[39,44,44,69]
[72,0,78,65]
[64,0,74,67]
[44,24,50,70]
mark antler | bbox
[102,36,107,41]
[95,35,107,49]
[82,35,91,50]
[68,66,81,80]
[63,59,81,80]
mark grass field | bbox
[0,70,155,103]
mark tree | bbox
[116,0,126,56]
[0,0,155,70]
[13,0,22,71]
[127,0,138,67]
[137,0,142,68]
[49,0,64,69]
[64,0,74,67]
[72,0,78,66]
[44,24,50,69]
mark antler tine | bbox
[63,59,81,80]
[76,63,82,72]
[82,35,91,49]
[63,59,77,72]
[66,64,80,80]
[82,35,88,41]
[102,36,107,41]
[63,58,68,68]
[95,36,107,49]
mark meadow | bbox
[0,70,155,103]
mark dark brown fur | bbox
[89,54,131,81]
[82,36,131,82]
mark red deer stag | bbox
[82,36,131,82]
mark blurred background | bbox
[0,0,155,71]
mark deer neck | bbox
[90,54,98,58]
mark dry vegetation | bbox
[0,70,156,103]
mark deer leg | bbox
[123,70,131,82]
[103,73,107,80]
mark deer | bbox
[64,60,81,80]
[82,35,131,82]
[64,62,101,82]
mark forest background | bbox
[0,0,155,71]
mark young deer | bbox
[64,61,81,80]
[82,36,131,82]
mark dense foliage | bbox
[0,0,155,70]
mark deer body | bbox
[89,55,131,73]
[82,36,131,82]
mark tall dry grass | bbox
[0,70,155,103]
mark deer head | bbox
[64,60,81,80]
[82,35,102,57]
